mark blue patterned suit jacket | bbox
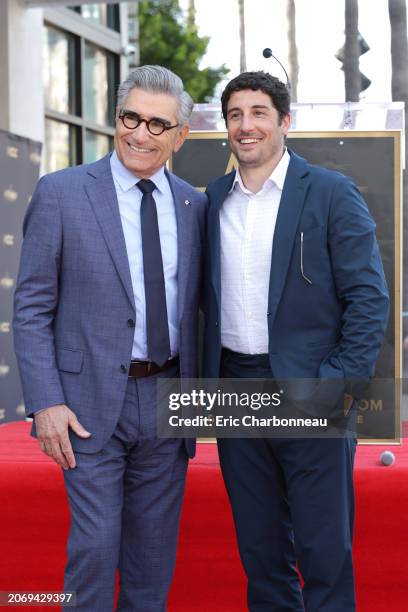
[13,154,207,457]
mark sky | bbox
[178,0,394,103]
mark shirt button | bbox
[120,364,128,373]
[215,321,218,327]
[127,319,135,328]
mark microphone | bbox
[262,48,291,92]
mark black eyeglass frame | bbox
[118,109,179,135]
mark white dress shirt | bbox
[220,149,290,354]
[110,151,178,360]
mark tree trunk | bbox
[286,0,298,101]
[238,0,247,73]
[344,0,360,101]
[389,0,408,100]
[388,0,408,331]
[187,0,195,27]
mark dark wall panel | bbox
[0,130,41,424]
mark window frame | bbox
[43,6,124,170]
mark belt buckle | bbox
[147,361,152,374]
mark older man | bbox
[14,65,206,611]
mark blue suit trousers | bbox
[218,350,356,612]
[63,370,188,611]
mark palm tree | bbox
[388,1,408,104]
[187,0,195,27]
[238,0,247,73]
[286,0,298,101]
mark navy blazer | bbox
[203,149,389,390]
[13,154,207,456]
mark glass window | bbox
[71,4,120,31]
[84,130,112,163]
[44,18,119,169]
[43,25,78,115]
[84,42,118,127]
[44,119,78,173]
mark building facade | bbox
[0,1,139,424]
[0,0,139,171]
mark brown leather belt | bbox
[128,356,179,379]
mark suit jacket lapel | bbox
[268,150,310,327]
[166,170,194,322]
[84,155,135,310]
[208,172,235,314]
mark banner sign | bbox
[0,130,42,423]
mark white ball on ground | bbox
[380,450,395,466]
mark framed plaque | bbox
[171,130,402,443]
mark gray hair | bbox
[116,65,194,126]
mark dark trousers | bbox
[218,350,356,612]
[63,370,188,612]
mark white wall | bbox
[0,0,44,144]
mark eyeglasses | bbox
[118,110,179,135]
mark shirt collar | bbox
[110,150,167,194]
[229,147,291,195]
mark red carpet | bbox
[0,422,407,611]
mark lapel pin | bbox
[184,199,190,206]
